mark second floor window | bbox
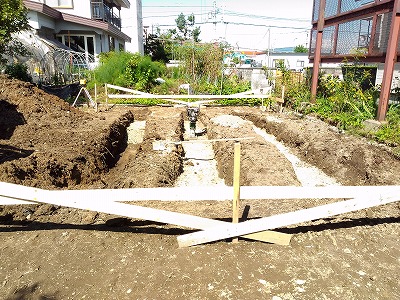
[44,0,73,8]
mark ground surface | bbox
[0,75,399,299]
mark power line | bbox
[143,5,213,8]
[142,12,208,19]
[130,21,309,31]
[196,21,310,31]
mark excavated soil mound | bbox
[0,75,133,188]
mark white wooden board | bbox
[0,182,290,244]
[177,193,400,247]
[2,182,400,203]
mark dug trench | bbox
[0,76,399,299]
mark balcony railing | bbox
[91,1,121,30]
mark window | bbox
[109,36,115,51]
[44,0,73,8]
[119,43,124,51]
[87,37,94,56]
[296,60,305,68]
[57,35,95,56]
[66,35,85,52]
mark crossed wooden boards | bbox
[1,182,399,247]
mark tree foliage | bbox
[144,33,169,63]
[124,53,165,90]
[175,41,224,83]
[0,0,30,63]
[294,45,308,53]
[169,13,201,42]
[94,51,133,87]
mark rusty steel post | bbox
[311,0,326,102]
[377,0,400,121]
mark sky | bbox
[131,0,315,51]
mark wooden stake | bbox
[279,85,285,113]
[232,142,241,243]
[95,83,98,112]
[105,83,108,108]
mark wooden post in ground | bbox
[278,85,285,113]
[232,142,241,243]
[95,83,98,112]
[105,84,108,108]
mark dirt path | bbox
[0,76,399,299]
[174,120,225,187]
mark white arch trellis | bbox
[14,31,96,85]
[40,48,96,85]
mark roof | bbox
[23,0,131,42]
[115,0,130,9]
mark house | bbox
[18,0,143,83]
[23,0,135,55]
[255,52,309,72]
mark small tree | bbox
[124,53,166,91]
[294,45,308,53]
[144,33,169,63]
[0,0,30,64]
[170,13,201,42]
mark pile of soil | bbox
[0,75,399,299]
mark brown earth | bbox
[0,75,399,299]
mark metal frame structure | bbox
[310,0,400,121]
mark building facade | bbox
[24,0,133,56]
[18,0,143,84]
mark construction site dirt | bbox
[1,75,399,300]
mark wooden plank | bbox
[0,182,290,244]
[0,182,44,201]
[44,185,400,202]
[177,193,400,247]
[2,182,400,203]
[161,99,217,106]
[106,84,153,96]
[0,196,35,205]
[242,230,292,245]
[107,94,270,100]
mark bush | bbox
[375,104,400,147]
[124,53,166,91]
[4,63,32,82]
[91,51,133,87]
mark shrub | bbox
[124,53,166,91]
[91,51,133,87]
[4,63,32,82]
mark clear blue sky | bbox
[136,0,314,50]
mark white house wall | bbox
[376,63,400,90]
[46,1,91,19]
[122,0,143,54]
[255,54,309,71]
[27,11,56,30]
